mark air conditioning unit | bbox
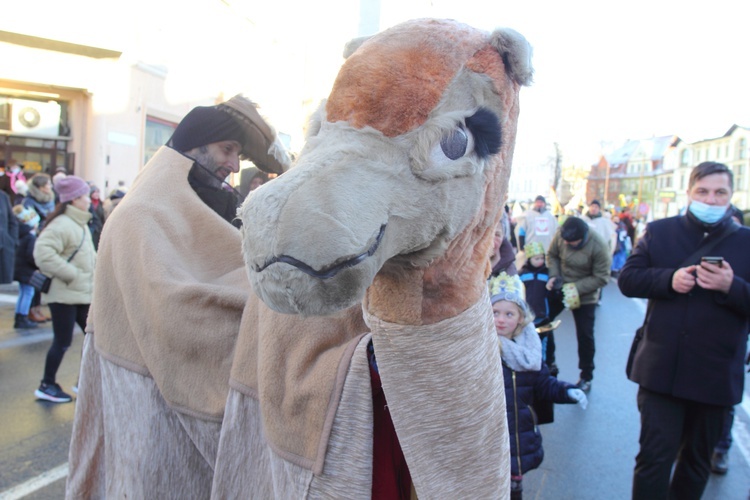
[11,98,61,136]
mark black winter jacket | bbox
[618,213,750,406]
[0,191,18,284]
[519,263,551,325]
[14,223,37,284]
[503,362,577,476]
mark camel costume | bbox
[67,18,533,499]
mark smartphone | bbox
[701,256,724,267]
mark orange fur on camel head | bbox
[241,18,533,325]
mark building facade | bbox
[586,136,679,218]
[0,1,366,196]
[1,28,217,195]
[587,127,750,220]
[670,125,750,211]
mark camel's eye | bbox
[440,125,468,160]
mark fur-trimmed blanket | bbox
[67,146,251,497]
[89,146,249,420]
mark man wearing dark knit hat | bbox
[67,95,291,496]
[168,95,290,226]
[546,216,612,392]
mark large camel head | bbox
[241,18,532,320]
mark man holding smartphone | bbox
[618,162,750,500]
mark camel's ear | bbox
[342,36,372,59]
[489,28,534,86]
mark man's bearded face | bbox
[187,140,242,189]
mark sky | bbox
[5,0,748,172]
[378,0,750,168]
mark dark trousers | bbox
[42,303,89,385]
[538,331,556,365]
[714,406,735,452]
[546,331,556,365]
[633,387,725,500]
[572,303,596,381]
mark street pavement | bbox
[0,279,748,499]
[0,283,80,500]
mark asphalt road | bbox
[0,280,747,499]
[0,295,81,499]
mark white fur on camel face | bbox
[240,19,533,316]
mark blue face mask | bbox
[688,200,729,224]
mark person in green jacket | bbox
[546,216,612,392]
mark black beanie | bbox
[168,105,246,153]
[561,217,589,242]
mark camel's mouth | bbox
[253,224,387,280]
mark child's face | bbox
[493,301,522,339]
[529,255,545,267]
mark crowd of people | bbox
[0,160,130,402]
[491,163,749,499]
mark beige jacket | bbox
[33,205,95,304]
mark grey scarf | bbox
[499,323,542,371]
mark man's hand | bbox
[546,277,557,291]
[696,259,734,294]
[672,266,697,294]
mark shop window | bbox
[145,116,177,165]
[0,98,9,130]
[680,149,689,167]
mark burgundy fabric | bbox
[370,362,412,499]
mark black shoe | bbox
[711,450,729,474]
[576,379,592,393]
[35,383,72,403]
[14,313,38,329]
